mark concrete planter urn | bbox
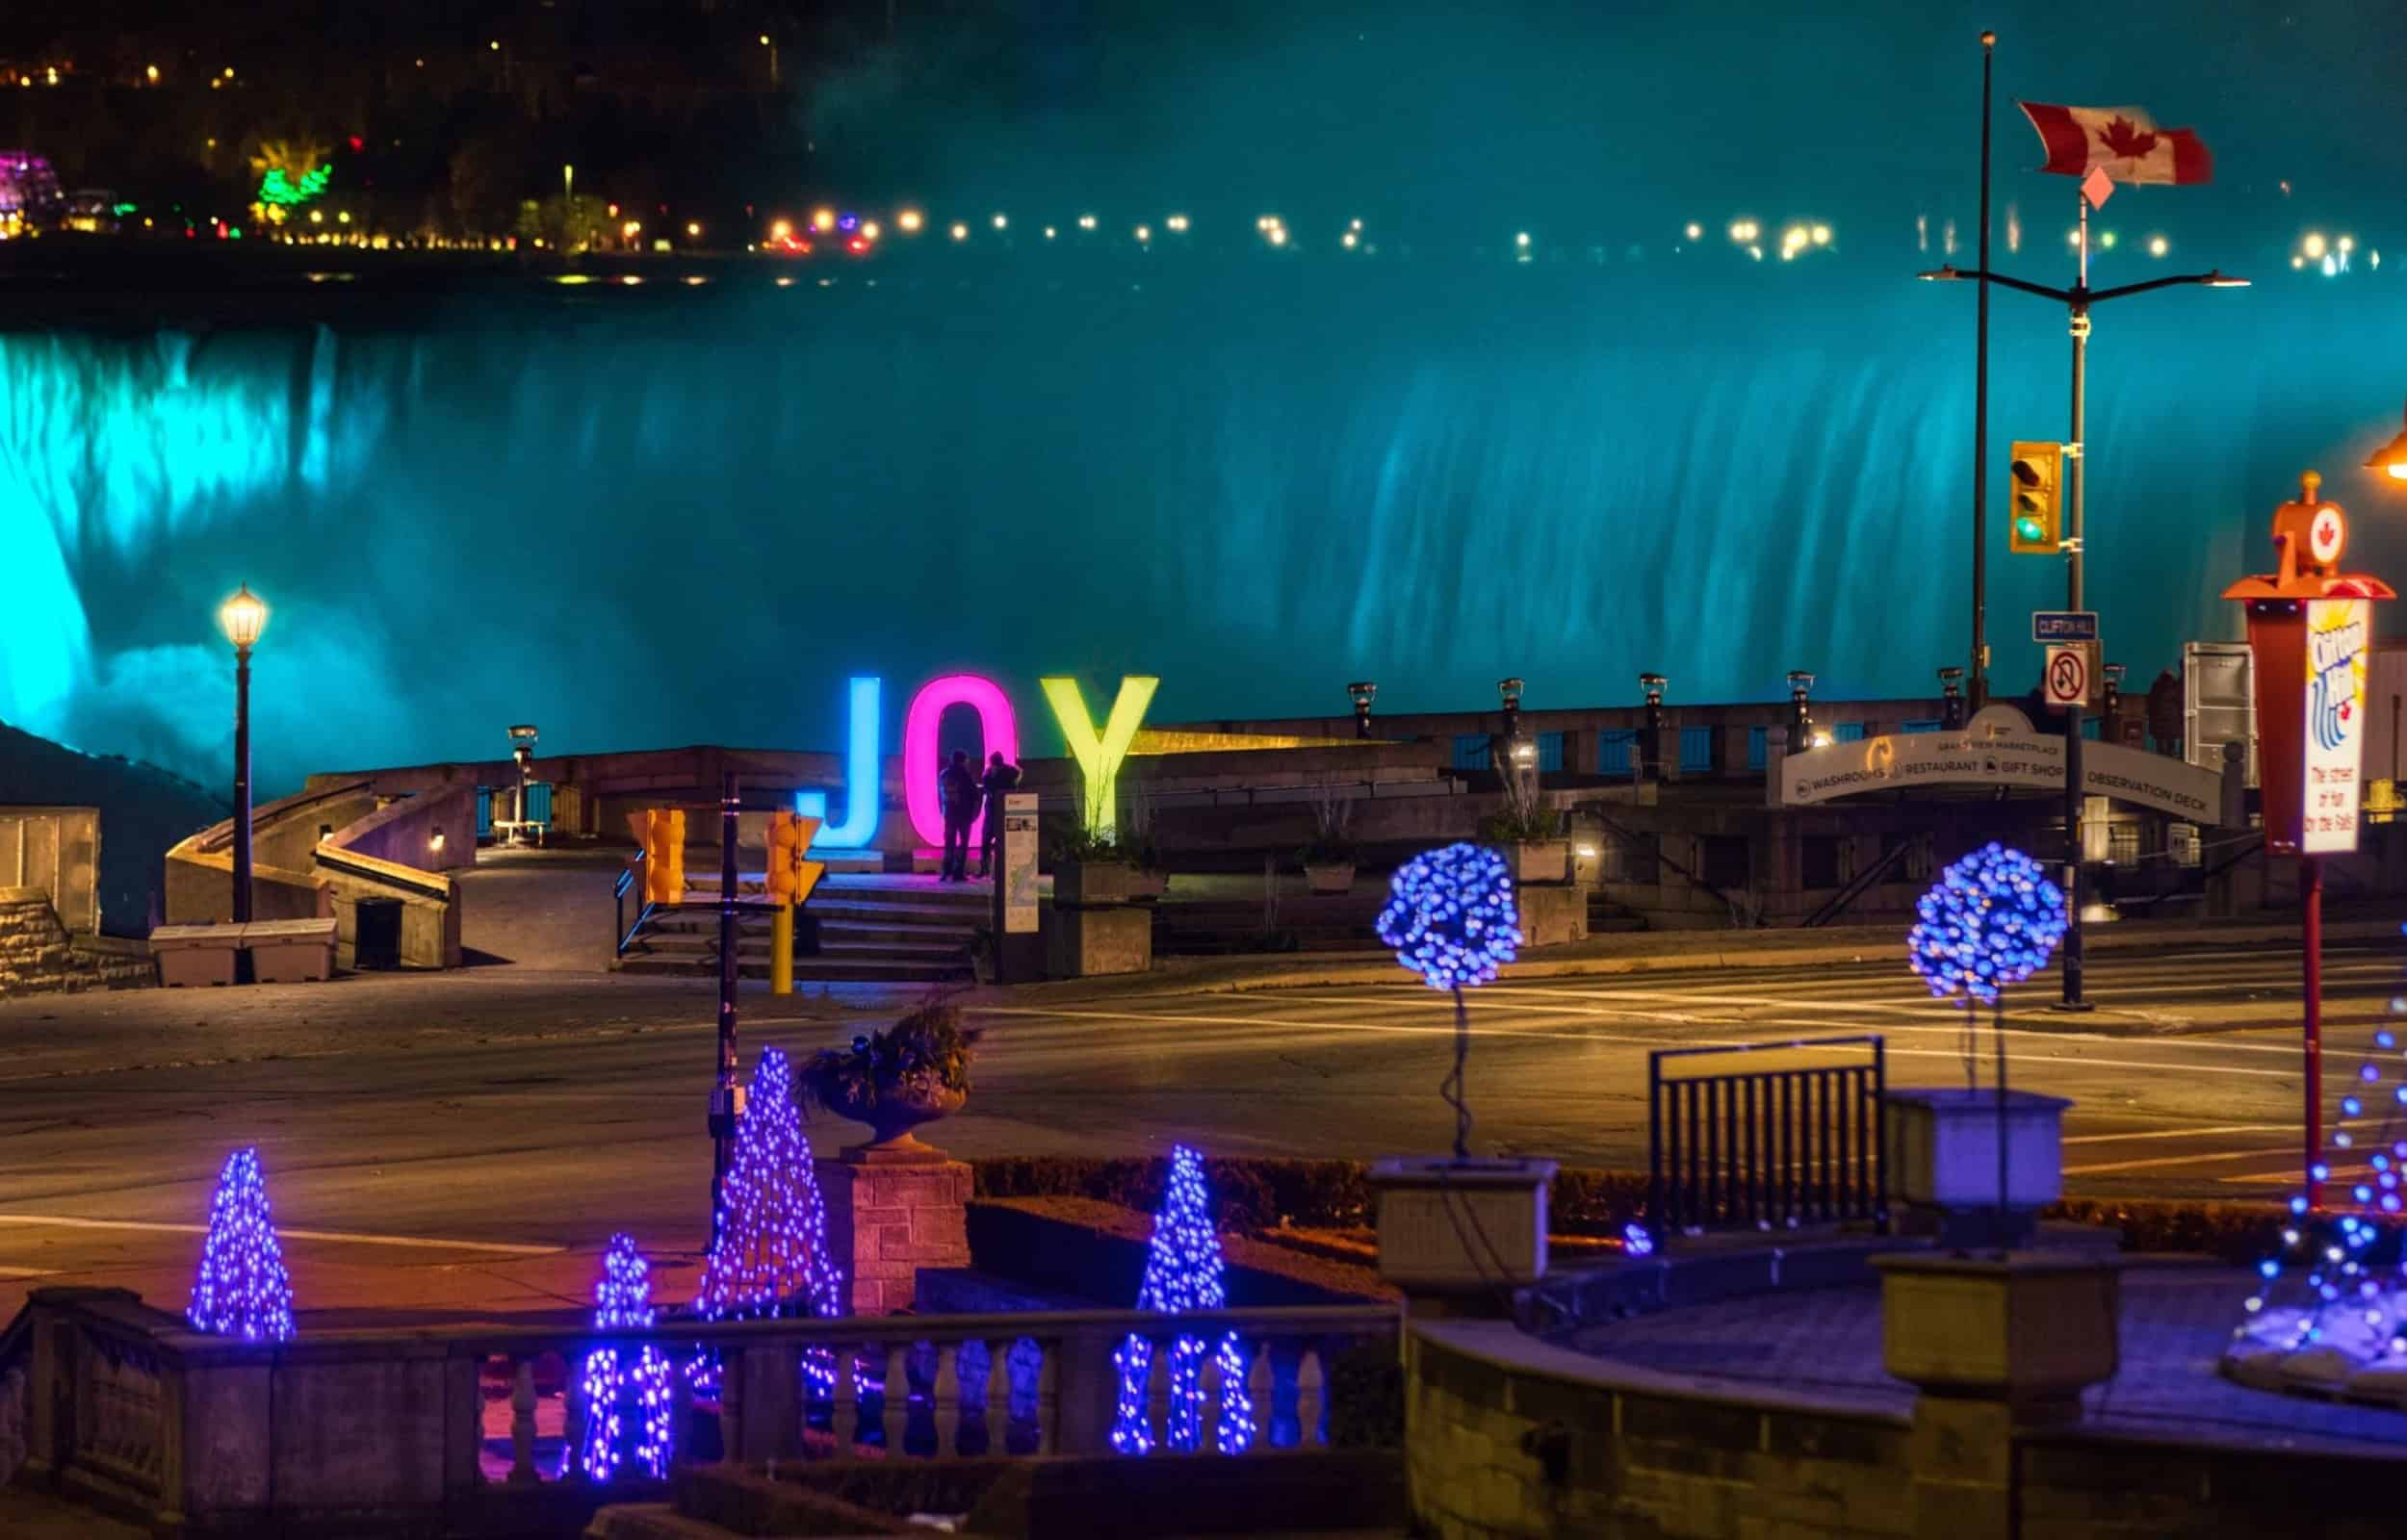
[1364,1156,1558,1300]
[817,1078,967,1163]
[1303,862,1357,895]
[1055,860,1134,907]
[1873,1251,2121,1417]
[1499,840,1566,886]
[1883,1087,2070,1245]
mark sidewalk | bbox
[1010,903,2403,1003]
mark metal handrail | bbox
[1798,838,1913,928]
[614,849,650,958]
[1647,1035,1887,1238]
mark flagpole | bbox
[2057,184,2092,1013]
[1972,30,1995,710]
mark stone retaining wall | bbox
[0,889,151,996]
[1406,1309,2407,1539]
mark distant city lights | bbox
[811,208,835,233]
[2303,231,2328,260]
[2148,234,2168,257]
[1166,214,1190,232]
[1684,221,1702,241]
[860,219,879,241]
[1728,218,1759,243]
[1078,214,1098,230]
[949,221,969,241]
[1134,224,1151,243]
[991,213,1007,230]
[897,209,922,233]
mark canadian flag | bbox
[2018,102,2213,186]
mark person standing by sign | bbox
[974,751,1022,880]
[940,751,980,881]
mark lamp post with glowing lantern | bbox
[2223,472,2393,1212]
[218,585,269,927]
[1347,680,1378,738]
[507,725,538,843]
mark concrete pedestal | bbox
[818,1155,972,1315]
[1516,884,1590,947]
[1365,1156,1557,1316]
[1884,1088,2070,1248]
[1046,904,1151,978]
[1875,1250,2122,1540]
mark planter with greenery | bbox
[1301,788,1359,895]
[800,997,978,1161]
[1478,806,1566,886]
[1050,825,1136,907]
[1121,789,1168,901]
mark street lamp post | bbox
[217,586,269,931]
[1786,671,1816,755]
[507,725,539,843]
[1939,666,1967,730]
[1347,680,1378,738]
[1639,673,1668,781]
[1920,249,2246,1014]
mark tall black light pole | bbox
[1971,30,1996,709]
[710,769,743,1238]
[217,585,269,930]
[1921,250,2246,1013]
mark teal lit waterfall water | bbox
[4,258,2394,794]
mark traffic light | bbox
[642,808,686,905]
[2007,441,2063,554]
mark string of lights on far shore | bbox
[10,174,2385,281]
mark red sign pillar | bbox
[2223,471,2394,1211]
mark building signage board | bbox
[2301,599,2370,854]
[1001,791,1041,934]
[2032,610,2099,643]
[1775,725,2220,822]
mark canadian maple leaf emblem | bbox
[2097,117,2159,161]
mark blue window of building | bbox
[476,787,494,838]
[1597,730,1638,776]
[1678,726,1714,772]
[1537,732,1565,773]
[1901,719,1944,734]
[1833,722,1866,743]
[525,783,554,824]
[1452,733,1489,772]
[1747,726,1769,771]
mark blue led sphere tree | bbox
[1377,842,1521,1158]
[579,1234,674,1481]
[1108,1144,1255,1455]
[1905,842,2067,1243]
[188,1146,297,1343]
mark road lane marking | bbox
[971,1006,2299,1078]
[2063,1148,2292,1175]
[1257,992,2316,1058]
[0,1215,564,1255]
[2061,1123,2297,1144]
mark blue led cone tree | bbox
[579,1234,674,1480]
[1110,1144,1255,1454]
[188,1146,297,1343]
[2227,1017,2407,1383]
[692,1047,844,1396]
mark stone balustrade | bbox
[5,1288,1395,1537]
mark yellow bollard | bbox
[770,901,793,995]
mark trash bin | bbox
[353,897,404,970]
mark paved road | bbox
[0,939,2392,1320]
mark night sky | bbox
[9,1,2407,794]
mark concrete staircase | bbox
[0,888,153,997]
[616,873,980,985]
